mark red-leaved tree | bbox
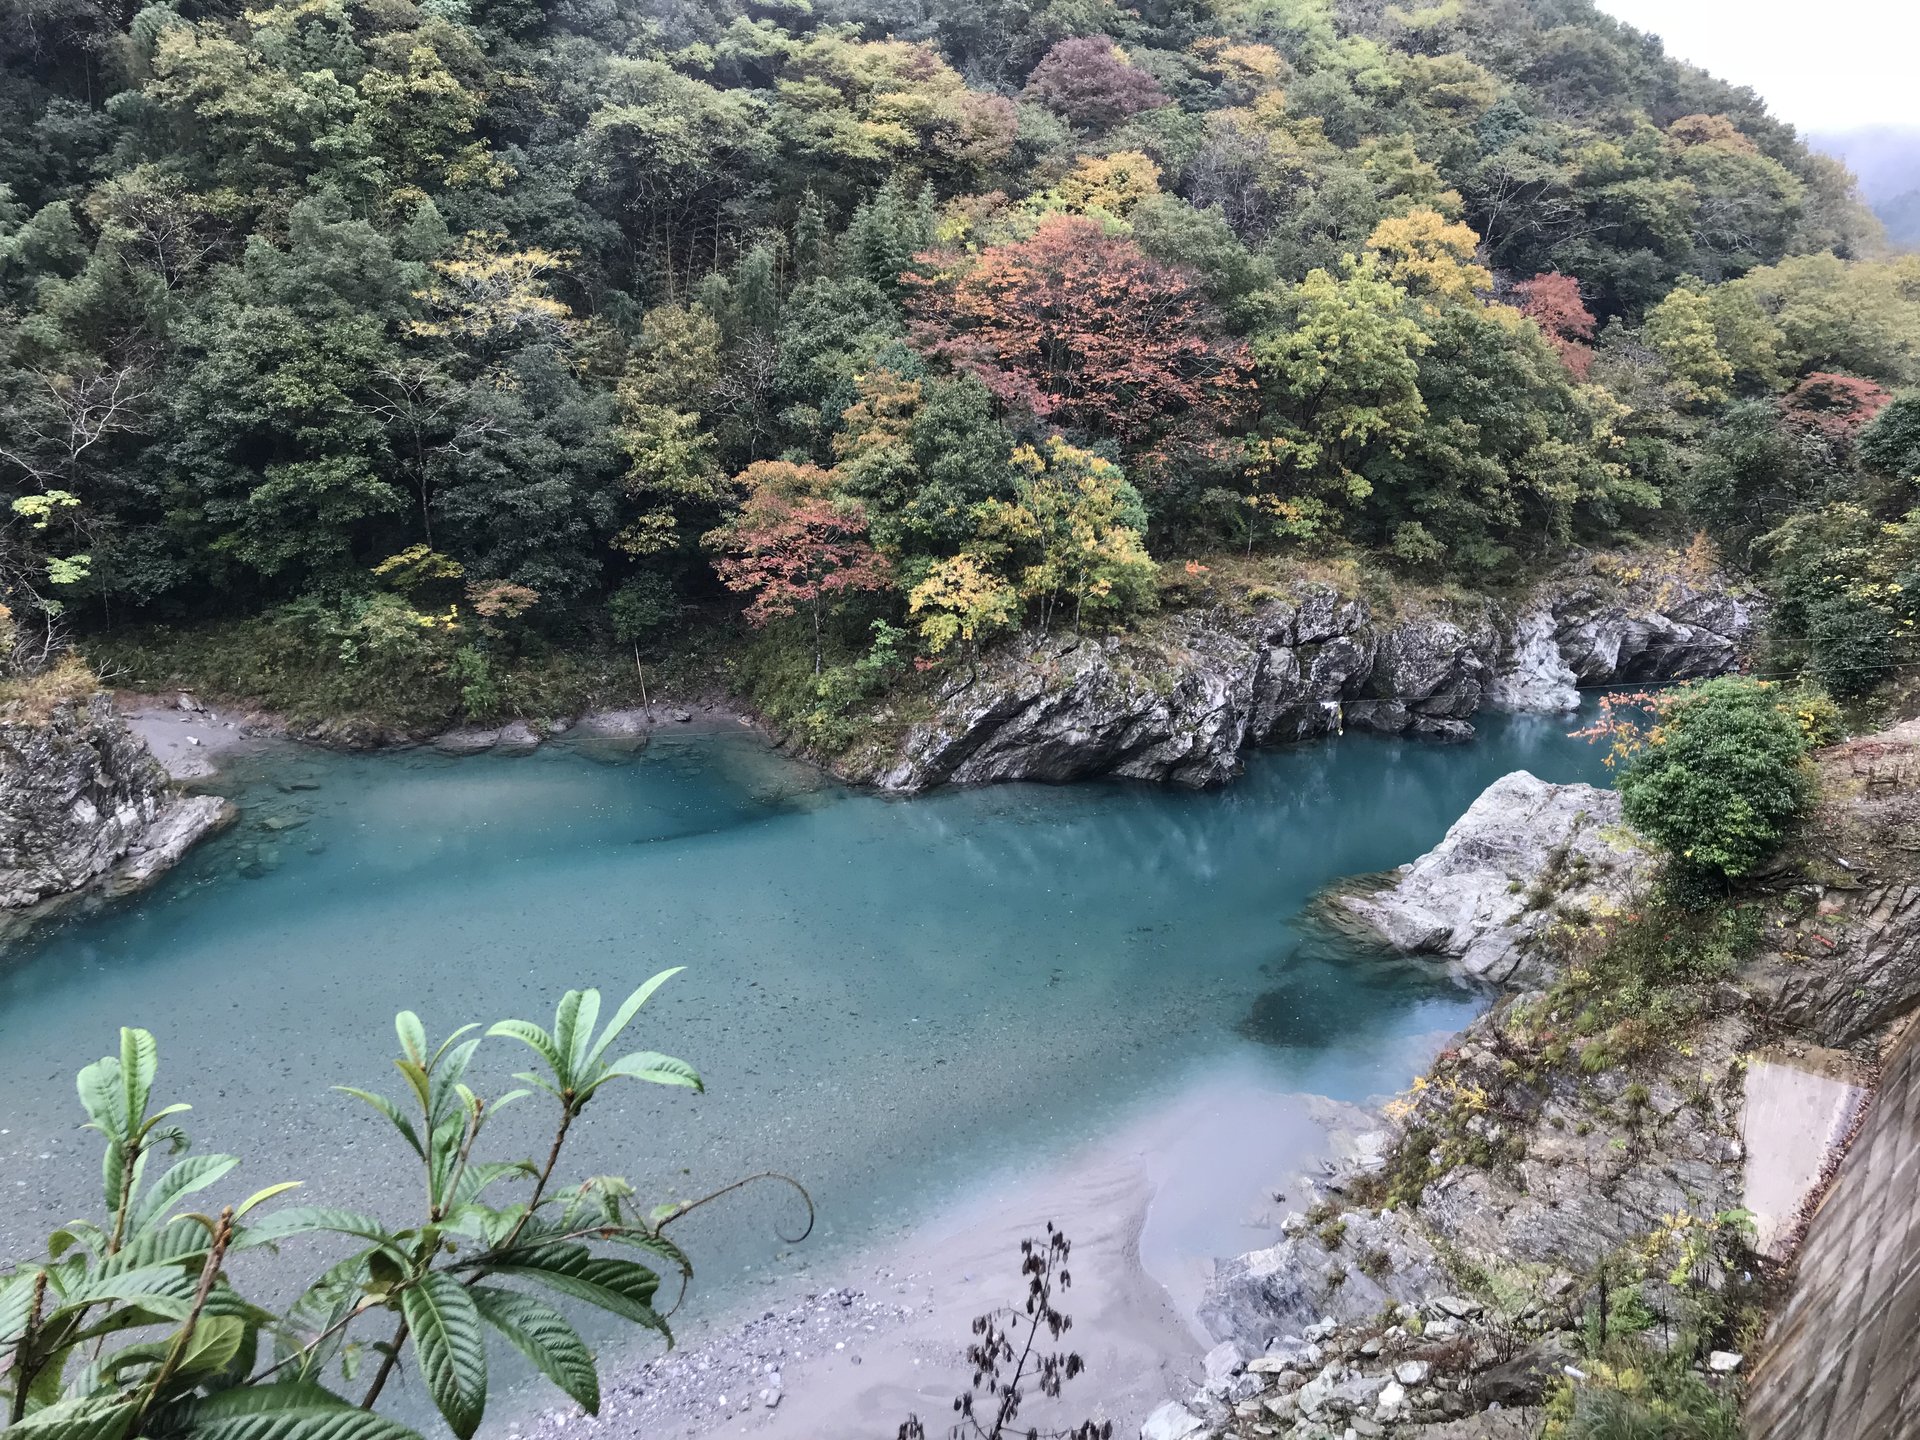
[712,494,892,673]
[1512,271,1597,380]
[1021,37,1169,130]
[905,214,1250,451]
[1780,372,1893,447]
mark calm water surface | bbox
[0,715,1609,1350]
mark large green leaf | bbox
[447,1160,534,1211]
[332,1089,423,1158]
[95,1218,214,1275]
[483,1246,666,1332]
[129,1154,240,1237]
[51,1262,199,1315]
[551,990,594,1085]
[600,1051,702,1092]
[428,1039,481,1122]
[400,1273,488,1440]
[236,1208,401,1256]
[170,1382,426,1440]
[482,1021,562,1078]
[176,1314,250,1377]
[585,968,685,1070]
[76,1058,126,1142]
[394,1012,428,1068]
[4,1394,138,1440]
[119,1028,158,1138]
[604,1228,694,1282]
[1,1267,43,1345]
[471,1288,599,1414]
[274,1255,373,1381]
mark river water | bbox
[0,714,1609,1367]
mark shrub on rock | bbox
[1617,676,1814,881]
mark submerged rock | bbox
[1333,771,1653,987]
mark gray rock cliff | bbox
[855,556,1756,793]
[0,692,233,924]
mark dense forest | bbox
[3,0,1919,732]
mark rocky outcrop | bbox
[859,554,1757,793]
[104,794,237,897]
[0,692,233,928]
[1199,1210,1451,1350]
[1180,720,1920,1440]
[1742,719,1920,1047]
[1332,772,1654,987]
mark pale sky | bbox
[1595,0,1920,132]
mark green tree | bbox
[1618,678,1815,882]
[975,438,1157,633]
[1248,254,1432,536]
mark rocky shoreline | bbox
[0,692,236,946]
[844,551,1756,792]
[1150,720,1920,1440]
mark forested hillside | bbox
[4,0,1919,733]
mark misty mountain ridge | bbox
[1811,126,1920,249]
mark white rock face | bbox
[105,795,237,896]
[1139,1400,1209,1440]
[1489,606,1581,712]
[1336,770,1653,986]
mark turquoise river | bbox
[0,713,1610,1373]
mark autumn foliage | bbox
[1021,37,1169,129]
[904,215,1250,447]
[1512,272,1598,379]
[710,481,892,671]
[1779,372,1893,445]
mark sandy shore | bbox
[521,1059,1400,1440]
[117,693,267,780]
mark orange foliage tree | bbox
[1512,271,1597,379]
[903,214,1249,451]
[710,487,892,673]
[1779,372,1893,447]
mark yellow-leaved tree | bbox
[908,552,1020,675]
[975,438,1158,634]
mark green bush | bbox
[0,977,808,1440]
[1618,677,1814,881]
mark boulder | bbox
[1139,1400,1209,1440]
[1334,771,1653,986]
[432,726,501,755]
[1201,1342,1246,1395]
[1,693,169,909]
[1198,1210,1449,1351]
[1472,1343,1571,1406]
